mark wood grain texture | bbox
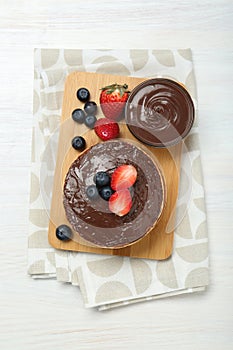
[48,72,181,259]
[0,1,233,350]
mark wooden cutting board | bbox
[48,71,182,260]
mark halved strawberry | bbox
[109,189,132,217]
[111,164,137,191]
[100,83,130,121]
[94,118,120,141]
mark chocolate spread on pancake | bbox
[63,140,164,248]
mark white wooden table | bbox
[0,1,233,349]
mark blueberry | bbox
[94,171,110,187]
[56,225,72,241]
[84,115,97,129]
[84,101,97,115]
[71,136,86,151]
[99,186,114,201]
[72,108,85,123]
[86,185,99,200]
[77,87,90,102]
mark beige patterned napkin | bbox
[28,49,209,309]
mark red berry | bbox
[111,165,137,191]
[99,83,129,120]
[94,118,119,141]
[109,189,132,217]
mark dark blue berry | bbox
[86,185,99,200]
[56,225,72,241]
[84,101,97,115]
[94,171,110,187]
[99,186,114,201]
[72,108,85,123]
[77,88,90,102]
[71,136,86,151]
[84,115,97,129]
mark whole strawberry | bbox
[100,83,129,121]
[94,118,120,141]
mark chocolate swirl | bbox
[125,79,195,147]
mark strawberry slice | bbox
[94,118,120,141]
[111,164,137,191]
[109,189,132,217]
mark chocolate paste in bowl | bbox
[125,78,195,147]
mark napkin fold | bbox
[28,49,209,309]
